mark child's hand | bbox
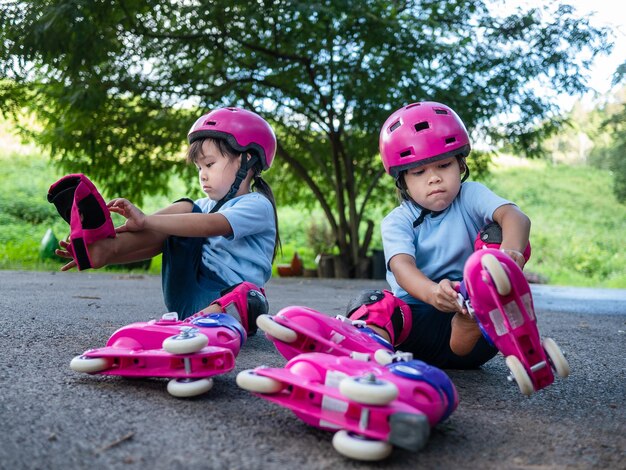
[108,198,146,233]
[55,239,77,271]
[428,279,466,314]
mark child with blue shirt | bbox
[347,101,531,369]
[55,107,280,333]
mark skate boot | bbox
[460,248,570,395]
[70,311,245,398]
[256,305,400,364]
[237,352,458,461]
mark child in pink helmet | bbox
[53,108,280,333]
[348,101,531,369]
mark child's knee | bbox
[346,289,412,347]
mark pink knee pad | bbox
[346,289,412,347]
[474,222,531,261]
[47,174,116,270]
[210,282,269,335]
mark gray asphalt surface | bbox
[1,270,624,469]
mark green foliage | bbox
[487,159,626,287]
[0,146,164,273]
[1,148,624,287]
[1,0,613,274]
[588,99,626,203]
[541,74,626,204]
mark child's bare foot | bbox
[450,312,482,356]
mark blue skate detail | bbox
[459,281,494,347]
[458,281,469,299]
[388,360,456,421]
[361,326,394,351]
[191,313,246,345]
[477,321,495,347]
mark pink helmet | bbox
[188,107,276,170]
[379,101,471,177]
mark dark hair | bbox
[186,138,282,262]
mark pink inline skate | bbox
[237,352,457,461]
[458,248,570,395]
[256,306,397,364]
[70,312,245,397]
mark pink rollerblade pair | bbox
[457,248,570,395]
[70,282,267,397]
[246,305,457,460]
[237,352,458,461]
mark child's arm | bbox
[390,254,464,314]
[109,198,233,238]
[492,204,531,268]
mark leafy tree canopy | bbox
[0,0,612,274]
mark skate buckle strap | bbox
[350,351,371,362]
[329,331,346,344]
[335,314,367,328]
[391,351,414,363]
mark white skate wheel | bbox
[236,369,284,394]
[256,314,298,343]
[373,349,395,365]
[167,377,213,397]
[542,337,570,378]
[162,329,208,354]
[332,430,392,461]
[70,355,111,373]
[505,355,534,396]
[339,375,398,405]
[481,254,511,296]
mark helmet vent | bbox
[445,137,456,144]
[389,120,401,132]
[400,149,412,158]
[414,122,429,132]
[434,109,449,115]
[204,120,217,126]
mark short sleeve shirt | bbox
[381,182,512,304]
[195,192,276,288]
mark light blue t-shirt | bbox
[381,182,513,304]
[195,192,276,288]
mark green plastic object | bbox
[39,228,59,260]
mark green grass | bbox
[487,157,626,288]
[0,147,624,287]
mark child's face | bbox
[195,140,243,200]
[403,157,462,211]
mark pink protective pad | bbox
[186,281,268,335]
[474,222,531,261]
[47,174,116,270]
[346,289,413,346]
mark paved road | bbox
[1,270,624,469]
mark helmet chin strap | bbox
[398,157,468,227]
[209,154,258,214]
